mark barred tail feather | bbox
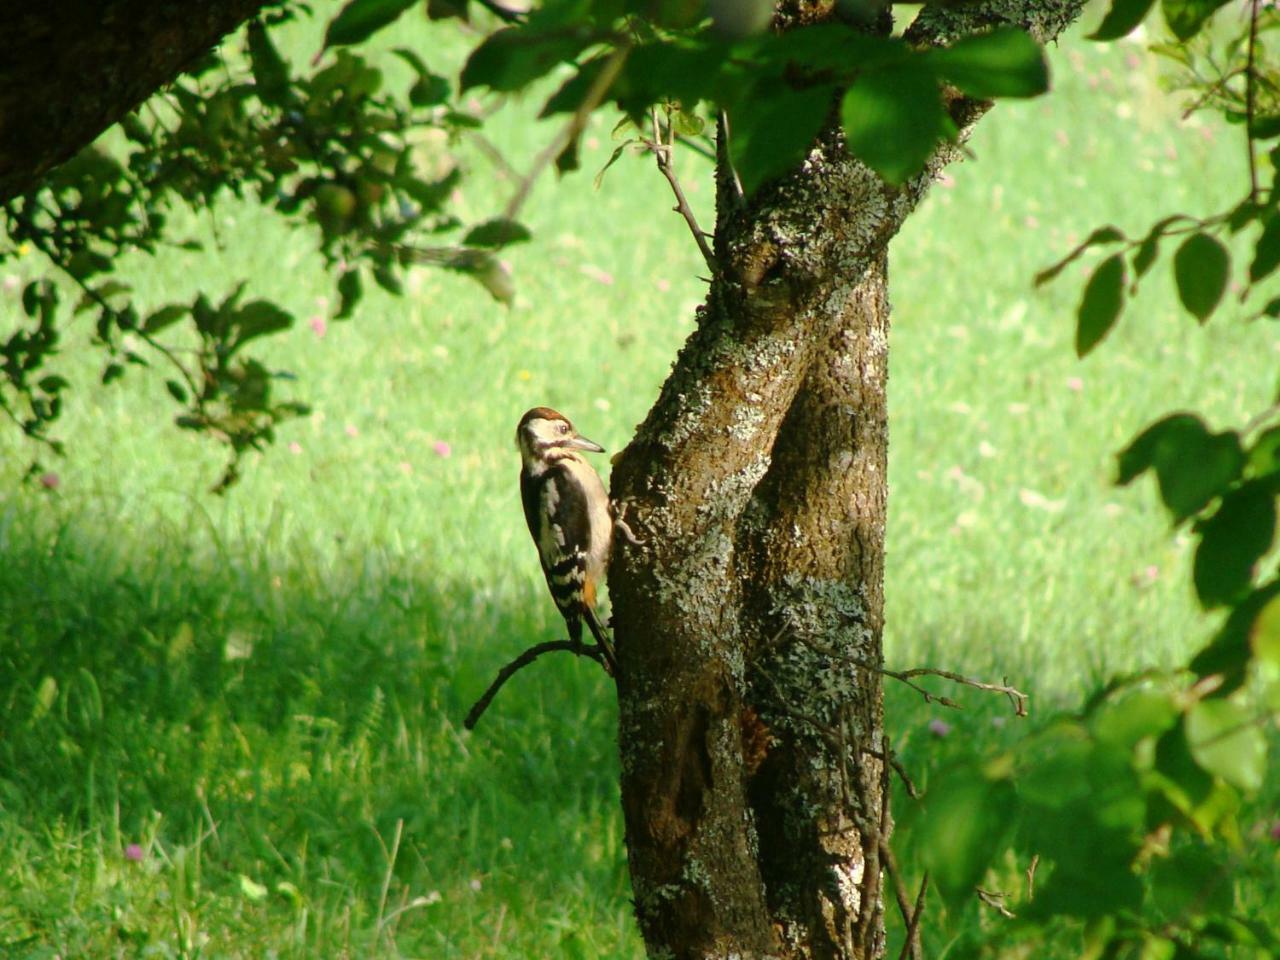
[583,605,618,675]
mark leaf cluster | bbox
[903,2,1280,956]
[342,0,1049,192]
[0,3,523,487]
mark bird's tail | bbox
[583,606,618,676]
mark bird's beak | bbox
[568,434,605,453]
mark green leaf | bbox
[460,27,593,93]
[1161,0,1231,39]
[1248,425,1280,478]
[166,379,189,404]
[1249,114,1280,140]
[1076,253,1126,356]
[1173,232,1229,322]
[928,28,1048,99]
[1190,582,1280,690]
[731,84,832,196]
[143,304,188,334]
[409,73,451,106]
[1153,720,1214,809]
[373,264,403,296]
[447,251,514,305]
[917,768,1014,901]
[1250,215,1280,283]
[841,68,953,186]
[1193,482,1276,608]
[1116,414,1243,521]
[1035,225,1126,287]
[1090,687,1180,747]
[1250,594,1280,667]
[1150,844,1233,917]
[323,0,418,49]
[1089,0,1158,39]
[336,269,362,321]
[463,218,532,249]
[233,301,294,347]
[247,22,290,102]
[1186,697,1266,791]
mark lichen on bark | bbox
[607,1,1084,957]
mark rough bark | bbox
[608,1,1083,958]
[0,0,274,205]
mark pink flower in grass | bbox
[38,472,60,490]
[928,718,952,738]
[432,441,452,458]
[124,843,145,862]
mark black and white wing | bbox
[520,463,593,620]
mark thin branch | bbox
[1245,0,1261,201]
[502,45,630,223]
[777,628,1030,717]
[20,202,203,402]
[888,751,920,799]
[1178,66,1246,120]
[647,106,718,273]
[465,639,606,730]
[881,841,926,960]
[976,887,1016,918]
[466,130,522,182]
[890,667,1029,718]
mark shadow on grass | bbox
[0,509,631,955]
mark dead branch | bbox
[891,667,1029,717]
[465,639,607,730]
[647,106,717,273]
[771,629,1029,717]
[976,887,1016,918]
[881,841,926,960]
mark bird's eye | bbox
[559,422,570,433]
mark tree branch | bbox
[502,45,630,222]
[647,106,717,274]
[464,639,607,730]
[0,0,275,204]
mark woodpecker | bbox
[516,406,618,673]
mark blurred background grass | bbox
[0,8,1276,957]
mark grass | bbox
[1,7,1277,958]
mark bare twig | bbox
[647,106,717,273]
[467,130,522,182]
[976,887,1016,918]
[502,45,630,222]
[881,841,926,960]
[465,639,606,729]
[1025,854,1039,900]
[888,751,920,799]
[890,667,1029,718]
[715,109,744,209]
[773,628,1030,717]
[902,871,928,960]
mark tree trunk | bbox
[608,2,1083,956]
[0,0,274,204]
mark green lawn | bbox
[1,10,1275,958]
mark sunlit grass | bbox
[0,9,1275,957]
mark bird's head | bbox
[516,407,604,469]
